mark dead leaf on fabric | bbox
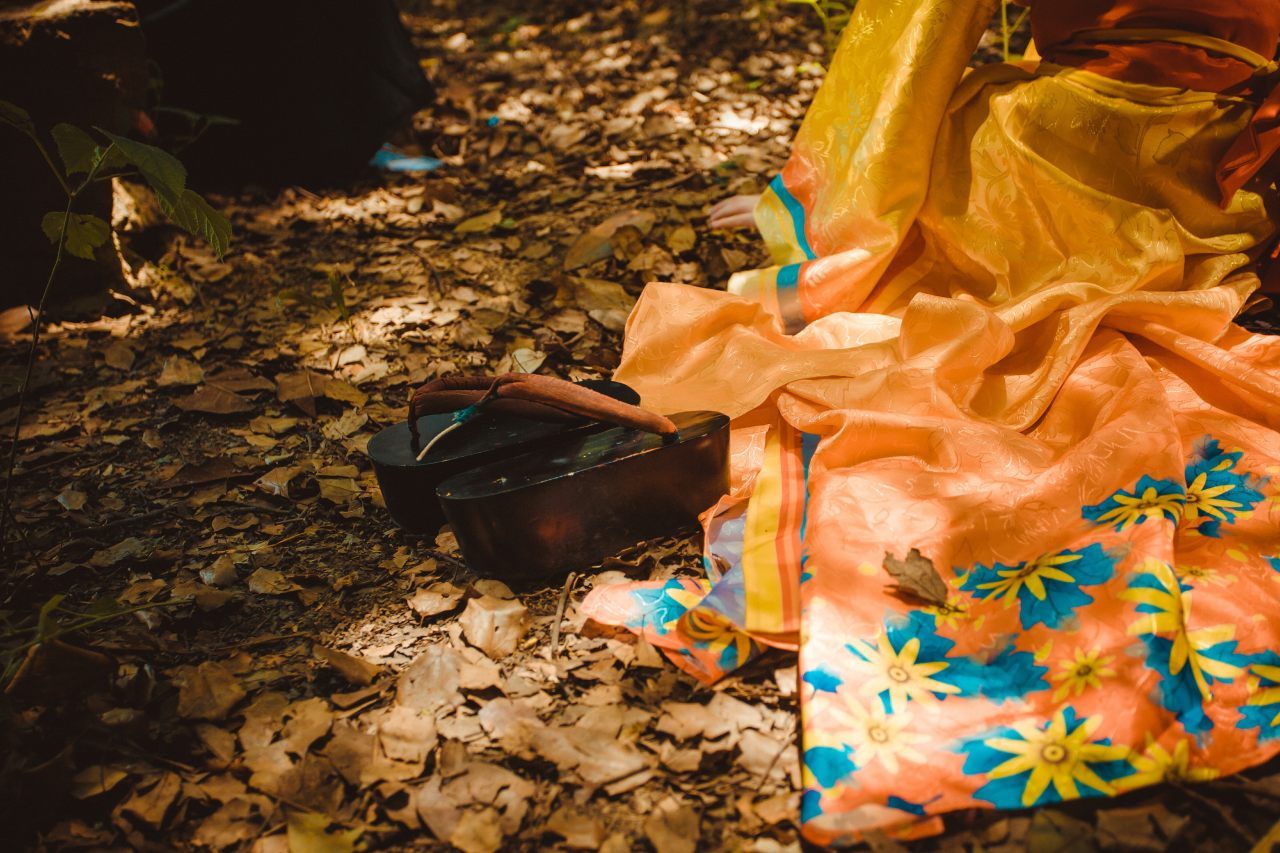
[314,645,383,686]
[883,548,948,606]
[459,595,529,659]
[174,661,246,720]
[644,797,700,853]
[286,810,362,853]
[406,581,465,619]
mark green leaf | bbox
[50,124,98,175]
[97,129,187,200]
[157,188,231,257]
[35,594,66,642]
[41,211,111,260]
[0,99,35,136]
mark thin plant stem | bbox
[0,198,71,556]
[1001,0,1010,62]
[0,145,113,556]
[29,134,73,197]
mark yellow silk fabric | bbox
[620,1,1275,432]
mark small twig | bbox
[754,717,797,792]
[549,571,578,657]
[3,644,41,695]
[397,542,468,572]
[78,507,174,539]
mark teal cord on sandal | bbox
[415,404,483,461]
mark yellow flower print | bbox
[975,552,1083,606]
[1181,471,1244,525]
[1246,662,1280,728]
[830,701,926,774]
[1051,648,1117,701]
[923,594,979,631]
[1177,565,1234,587]
[846,632,960,712]
[985,711,1130,807]
[1093,484,1186,530]
[667,588,753,667]
[1120,560,1243,700]
[1114,737,1217,791]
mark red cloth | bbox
[1031,0,1280,207]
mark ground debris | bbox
[3,0,1276,850]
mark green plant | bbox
[1,594,176,694]
[999,0,1031,62]
[0,100,231,554]
[784,0,856,52]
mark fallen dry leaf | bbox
[644,797,701,853]
[396,649,464,712]
[564,209,655,270]
[69,765,130,800]
[883,548,948,606]
[459,595,529,659]
[455,208,503,234]
[174,385,254,415]
[118,772,181,828]
[314,645,383,686]
[286,810,362,853]
[175,662,246,721]
[406,581,465,618]
[56,488,87,511]
[247,568,301,596]
[544,806,606,850]
[104,340,135,371]
[158,356,204,387]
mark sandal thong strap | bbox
[408,373,676,455]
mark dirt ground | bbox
[4,1,1280,850]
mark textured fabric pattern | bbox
[581,0,1280,844]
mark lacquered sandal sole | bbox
[369,379,641,534]
[436,410,730,579]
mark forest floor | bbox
[4,0,1280,851]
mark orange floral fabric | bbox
[580,0,1280,845]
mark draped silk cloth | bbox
[580,0,1280,844]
